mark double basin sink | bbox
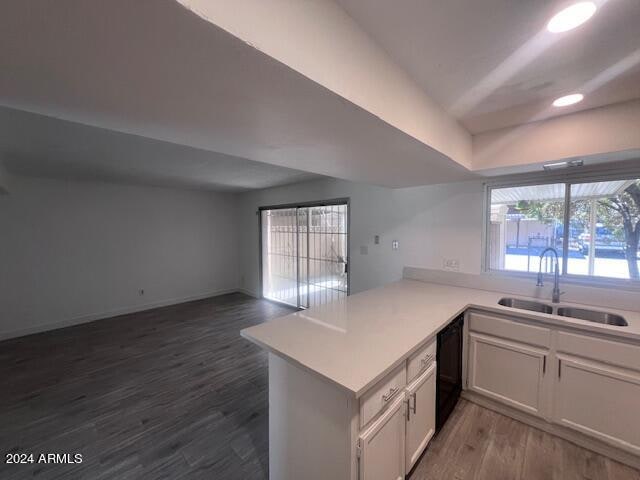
[498,297,628,327]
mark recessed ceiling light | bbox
[547,2,597,33]
[552,93,584,107]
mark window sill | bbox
[483,269,640,293]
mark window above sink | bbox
[484,170,640,287]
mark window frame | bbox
[482,165,640,289]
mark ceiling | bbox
[337,0,640,133]
[0,0,637,191]
[0,107,321,192]
[0,0,474,189]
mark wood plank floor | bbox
[2,293,638,479]
[410,399,640,480]
[0,293,294,480]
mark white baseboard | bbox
[237,288,259,298]
[0,287,242,342]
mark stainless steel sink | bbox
[556,307,628,326]
[498,298,553,314]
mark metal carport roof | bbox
[491,180,635,204]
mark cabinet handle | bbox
[405,398,411,421]
[411,392,417,414]
[420,354,433,368]
[543,356,546,375]
[382,387,399,403]
[558,359,562,379]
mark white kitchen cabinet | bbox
[554,355,640,455]
[467,332,548,417]
[358,395,406,480]
[405,362,436,472]
[465,312,640,469]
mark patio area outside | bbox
[490,178,640,281]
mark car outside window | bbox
[487,177,640,282]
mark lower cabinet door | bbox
[553,355,640,455]
[405,362,436,473]
[358,395,405,480]
[468,332,548,416]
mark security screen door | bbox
[261,201,349,308]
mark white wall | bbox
[0,176,240,339]
[0,173,485,339]
[473,100,640,171]
[237,178,484,296]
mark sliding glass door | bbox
[261,201,349,308]
[302,204,349,308]
[261,208,299,307]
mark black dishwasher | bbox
[436,313,464,432]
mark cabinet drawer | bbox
[407,339,436,382]
[360,364,407,429]
[557,331,640,372]
[468,311,551,348]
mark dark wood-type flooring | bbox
[1,293,294,480]
[2,293,639,479]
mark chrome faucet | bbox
[537,247,562,303]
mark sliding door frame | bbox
[258,197,351,307]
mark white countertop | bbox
[241,279,640,398]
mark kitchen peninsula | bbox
[242,270,640,480]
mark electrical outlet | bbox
[392,240,399,251]
[374,235,380,245]
[443,259,460,272]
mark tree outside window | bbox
[489,178,640,281]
